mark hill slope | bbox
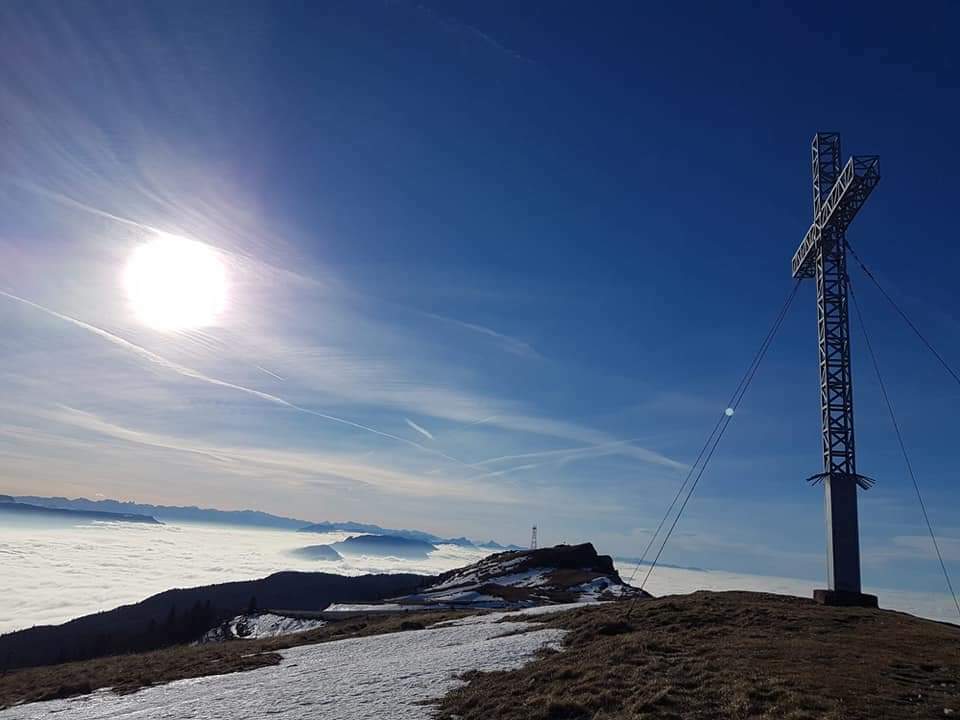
[437,591,960,720]
[0,572,426,671]
[3,592,957,718]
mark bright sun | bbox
[124,234,228,331]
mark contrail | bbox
[405,417,434,440]
[466,414,498,427]
[12,182,167,235]
[470,462,541,481]
[255,364,286,381]
[407,2,534,64]
[475,436,687,469]
[0,289,468,466]
[421,312,539,358]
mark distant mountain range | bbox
[298,520,441,543]
[0,497,161,525]
[13,496,313,529]
[8,495,525,549]
[298,521,520,549]
[289,535,438,561]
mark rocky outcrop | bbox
[392,543,647,608]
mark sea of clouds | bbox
[1,520,956,634]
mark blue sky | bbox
[1,1,958,592]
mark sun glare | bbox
[124,234,228,331]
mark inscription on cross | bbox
[791,132,880,607]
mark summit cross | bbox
[791,132,880,607]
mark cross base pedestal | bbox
[813,589,878,608]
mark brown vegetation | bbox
[436,591,960,720]
[6,590,958,718]
[0,610,469,710]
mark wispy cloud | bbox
[240,333,685,471]
[476,436,687,471]
[0,289,468,467]
[475,419,688,471]
[863,534,960,565]
[405,417,434,440]
[39,406,507,501]
[465,436,688,481]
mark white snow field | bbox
[1,607,573,719]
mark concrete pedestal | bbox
[813,589,878,608]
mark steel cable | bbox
[847,242,960,390]
[626,279,802,609]
[848,279,960,619]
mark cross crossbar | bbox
[792,155,881,278]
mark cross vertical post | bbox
[791,132,881,608]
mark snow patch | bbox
[571,577,622,600]
[202,613,326,642]
[7,611,568,719]
[324,603,422,613]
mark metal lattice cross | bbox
[791,132,880,599]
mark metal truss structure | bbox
[792,132,880,595]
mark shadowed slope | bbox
[0,572,427,671]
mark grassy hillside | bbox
[2,591,957,717]
[435,591,960,720]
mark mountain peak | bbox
[390,543,647,608]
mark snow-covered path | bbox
[2,609,571,719]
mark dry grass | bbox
[6,592,958,718]
[436,591,960,720]
[0,610,471,710]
